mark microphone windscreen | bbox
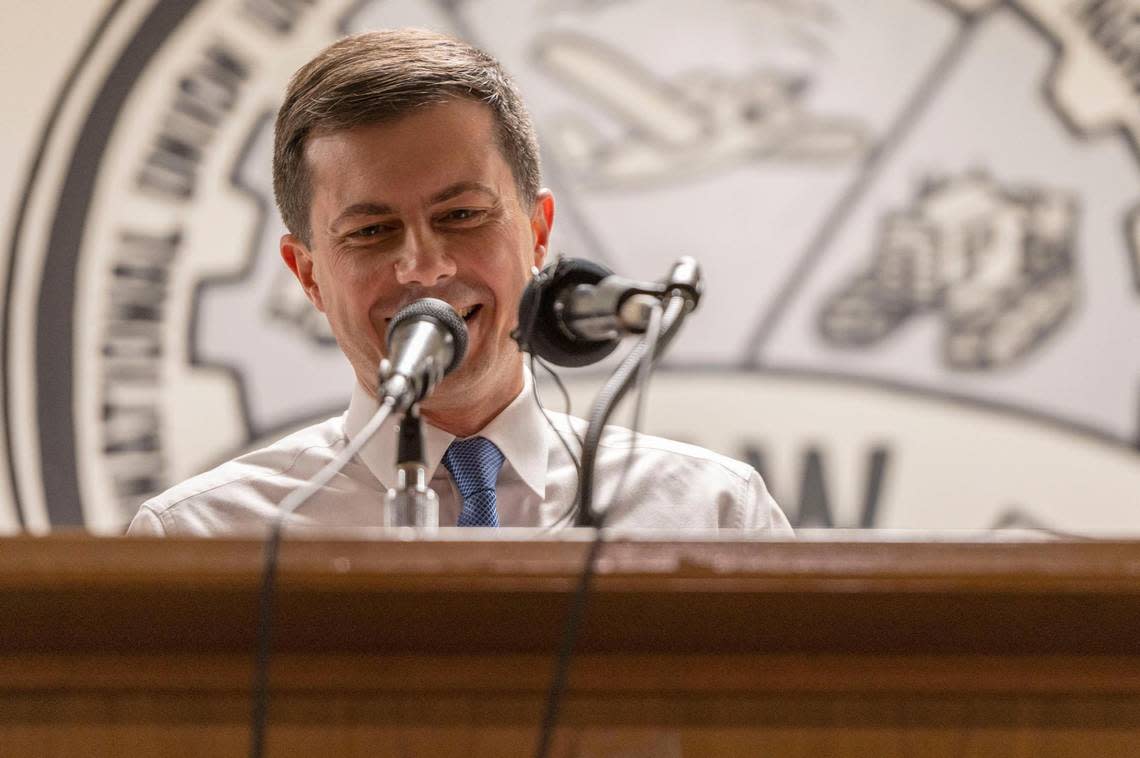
[386,298,469,374]
[516,258,620,367]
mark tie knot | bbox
[442,436,505,499]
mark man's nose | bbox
[393,232,457,286]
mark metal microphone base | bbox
[384,463,439,529]
[383,405,439,528]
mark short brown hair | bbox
[273,28,541,245]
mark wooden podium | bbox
[3,532,1140,756]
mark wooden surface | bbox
[3,533,1140,756]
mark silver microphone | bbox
[379,298,468,409]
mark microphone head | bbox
[386,297,468,375]
[515,258,620,367]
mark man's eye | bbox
[441,208,485,223]
[350,224,387,238]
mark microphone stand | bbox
[575,283,698,527]
[537,280,695,758]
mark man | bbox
[128,29,790,536]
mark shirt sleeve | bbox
[125,505,167,536]
[745,469,794,535]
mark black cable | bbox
[537,354,585,451]
[533,525,606,758]
[249,520,283,758]
[530,354,587,532]
[247,399,396,758]
[538,355,583,449]
[530,354,582,471]
[534,301,668,755]
[527,284,688,753]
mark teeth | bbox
[460,305,477,319]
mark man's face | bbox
[281,98,552,434]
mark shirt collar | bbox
[343,368,550,498]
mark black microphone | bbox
[516,258,619,367]
[379,298,468,409]
[515,257,701,367]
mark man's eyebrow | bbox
[330,202,394,230]
[430,181,499,204]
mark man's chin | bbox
[420,370,485,415]
[417,359,525,434]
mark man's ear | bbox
[280,234,325,312]
[529,189,554,270]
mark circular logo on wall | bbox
[5,0,1139,532]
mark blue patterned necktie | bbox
[442,437,505,527]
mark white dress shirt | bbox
[127,371,791,536]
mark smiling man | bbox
[281,97,546,437]
[127,29,790,536]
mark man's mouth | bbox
[383,302,482,326]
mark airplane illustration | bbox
[534,30,869,188]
